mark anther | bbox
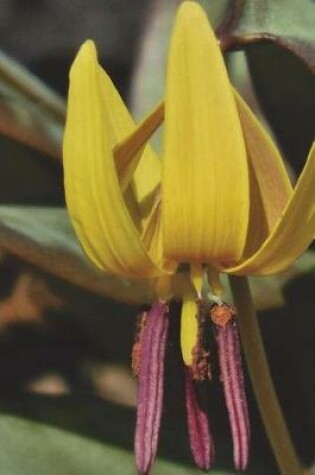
[134,302,169,475]
[210,302,250,470]
[210,302,236,327]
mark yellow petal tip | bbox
[178,1,207,18]
[176,1,211,35]
[70,39,98,79]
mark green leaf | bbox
[0,393,281,475]
[0,412,211,475]
[218,0,315,73]
[0,51,64,206]
[0,205,157,304]
[214,0,315,171]
[0,50,65,161]
[245,43,315,174]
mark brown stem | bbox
[229,275,310,475]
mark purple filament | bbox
[215,320,250,470]
[134,302,169,475]
[184,367,215,470]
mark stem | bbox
[229,275,310,475]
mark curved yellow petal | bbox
[226,143,315,275]
[115,103,164,221]
[162,1,249,265]
[234,91,293,257]
[87,41,161,224]
[63,40,166,279]
[97,60,160,199]
[141,196,177,272]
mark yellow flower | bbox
[63,0,314,364]
[63,1,314,472]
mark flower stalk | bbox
[229,276,311,475]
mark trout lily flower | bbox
[63,1,315,473]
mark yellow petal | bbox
[181,291,198,366]
[63,40,166,279]
[114,102,163,193]
[226,143,315,275]
[116,103,164,221]
[162,1,249,265]
[141,196,177,272]
[234,91,293,257]
[97,60,160,198]
[88,41,162,222]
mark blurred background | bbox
[0,1,314,474]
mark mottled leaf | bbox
[218,0,315,73]
[0,411,210,475]
[0,206,156,304]
[0,50,65,160]
[245,44,315,174]
[0,393,288,474]
[216,1,315,172]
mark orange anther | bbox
[210,303,236,327]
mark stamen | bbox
[207,267,224,298]
[210,304,250,470]
[191,344,211,382]
[190,263,204,298]
[184,367,215,471]
[210,302,236,327]
[191,299,211,381]
[134,302,169,475]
